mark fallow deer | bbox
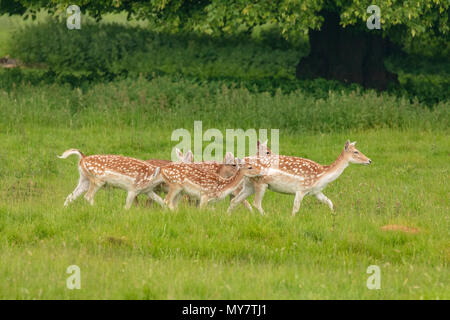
[182,152,253,211]
[160,160,262,210]
[144,150,251,209]
[230,140,371,215]
[137,149,194,205]
[58,149,165,209]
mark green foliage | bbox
[0,0,27,15]
[0,75,448,133]
[5,18,449,105]
[10,18,305,80]
[3,0,448,40]
[385,54,450,105]
[10,19,149,75]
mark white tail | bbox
[58,148,85,160]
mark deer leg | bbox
[64,174,90,206]
[242,200,253,212]
[227,181,255,214]
[125,191,137,210]
[147,191,166,208]
[199,194,210,208]
[171,191,184,209]
[165,186,182,211]
[84,180,104,205]
[230,188,253,212]
[144,183,164,207]
[315,192,334,212]
[253,183,268,215]
[292,191,306,216]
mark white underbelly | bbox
[182,180,202,199]
[264,169,306,194]
[102,172,134,190]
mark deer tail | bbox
[58,148,85,160]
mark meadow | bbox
[0,14,448,299]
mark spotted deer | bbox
[58,149,165,209]
[160,160,262,210]
[182,152,253,211]
[136,149,194,205]
[229,140,371,215]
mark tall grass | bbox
[0,76,448,134]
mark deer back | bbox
[81,155,159,187]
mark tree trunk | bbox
[296,11,398,91]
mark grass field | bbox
[0,75,448,299]
[0,11,449,300]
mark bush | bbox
[10,18,303,83]
[7,18,449,105]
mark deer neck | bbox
[320,150,349,184]
[216,170,245,197]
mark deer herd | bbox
[58,140,371,215]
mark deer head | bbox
[344,141,371,165]
[257,140,272,157]
[236,158,263,178]
[217,152,238,178]
[256,140,272,157]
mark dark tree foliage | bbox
[1,0,448,90]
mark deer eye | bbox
[248,166,253,169]
[354,151,359,154]
[266,151,270,155]
[232,164,236,167]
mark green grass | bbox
[0,12,448,300]
[0,77,448,299]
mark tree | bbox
[1,0,448,90]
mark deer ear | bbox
[345,140,350,151]
[223,152,234,164]
[175,148,183,160]
[351,141,357,146]
[184,150,193,163]
[261,140,268,146]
